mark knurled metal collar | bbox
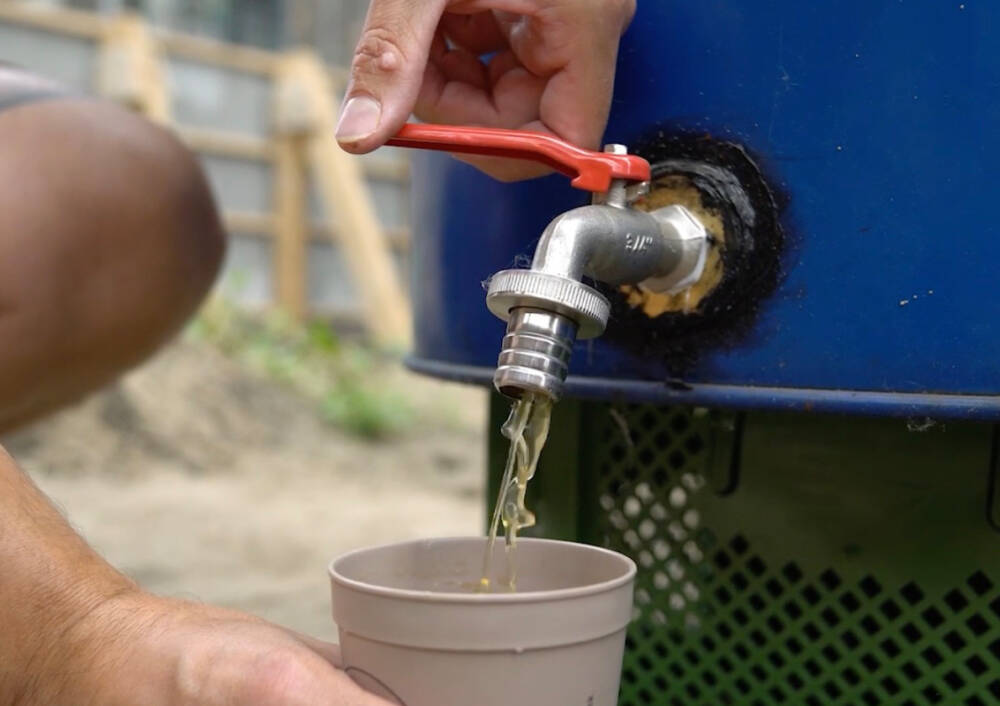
[486,269,610,339]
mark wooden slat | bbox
[97,13,170,124]
[276,51,411,347]
[309,131,412,343]
[180,127,275,161]
[0,3,349,92]
[180,127,407,184]
[0,2,104,38]
[313,223,411,251]
[222,211,277,235]
[157,31,280,76]
[273,135,308,320]
[159,29,349,90]
[222,211,410,251]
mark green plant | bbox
[187,293,413,439]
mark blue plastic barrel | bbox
[408,1,1000,420]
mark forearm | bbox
[0,446,135,704]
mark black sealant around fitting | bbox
[596,130,791,380]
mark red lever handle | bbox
[386,124,650,193]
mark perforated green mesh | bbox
[488,395,1000,706]
[581,403,1000,706]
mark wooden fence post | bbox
[273,134,309,321]
[96,13,170,123]
[275,50,411,347]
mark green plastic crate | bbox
[488,395,1000,705]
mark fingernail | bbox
[336,95,381,143]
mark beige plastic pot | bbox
[329,537,636,706]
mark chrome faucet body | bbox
[486,157,709,401]
[530,203,706,289]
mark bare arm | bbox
[0,447,393,705]
[0,446,135,703]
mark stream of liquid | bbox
[479,393,553,592]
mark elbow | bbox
[134,122,228,317]
[530,205,682,286]
[530,206,625,281]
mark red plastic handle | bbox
[386,124,650,193]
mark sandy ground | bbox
[2,340,487,642]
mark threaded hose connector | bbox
[493,308,577,400]
[486,269,609,400]
[486,270,609,340]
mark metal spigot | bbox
[385,125,710,401]
[486,275,606,400]
[486,148,708,400]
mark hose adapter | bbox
[486,271,609,399]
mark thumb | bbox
[337,0,448,153]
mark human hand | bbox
[336,0,636,181]
[30,590,393,706]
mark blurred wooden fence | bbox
[0,1,411,346]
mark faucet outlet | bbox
[493,308,579,400]
[487,270,610,400]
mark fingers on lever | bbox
[337,0,448,153]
